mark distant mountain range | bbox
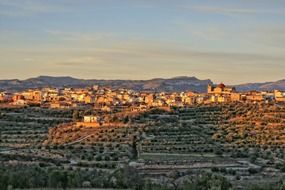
[0,76,284,92]
[235,79,285,92]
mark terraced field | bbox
[0,103,284,189]
[0,107,71,149]
[43,123,138,170]
[135,103,285,188]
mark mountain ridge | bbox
[0,76,285,92]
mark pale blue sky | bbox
[0,0,285,84]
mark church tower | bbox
[207,84,213,94]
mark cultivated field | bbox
[0,103,284,189]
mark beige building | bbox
[246,91,264,101]
[84,115,98,123]
[274,90,285,102]
[145,94,154,105]
[230,93,241,101]
[22,90,42,102]
[208,83,237,103]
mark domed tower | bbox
[217,83,226,89]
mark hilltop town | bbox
[0,82,285,190]
[1,82,285,108]
[1,0,285,188]
[1,82,285,116]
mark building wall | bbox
[84,116,98,123]
[231,93,241,101]
[246,95,264,101]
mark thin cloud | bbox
[186,5,284,16]
[46,30,114,43]
[2,38,284,65]
[54,56,104,67]
[0,0,66,17]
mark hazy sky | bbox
[0,0,285,84]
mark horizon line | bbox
[0,75,284,86]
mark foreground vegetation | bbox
[0,102,285,189]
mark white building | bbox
[84,115,98,123]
